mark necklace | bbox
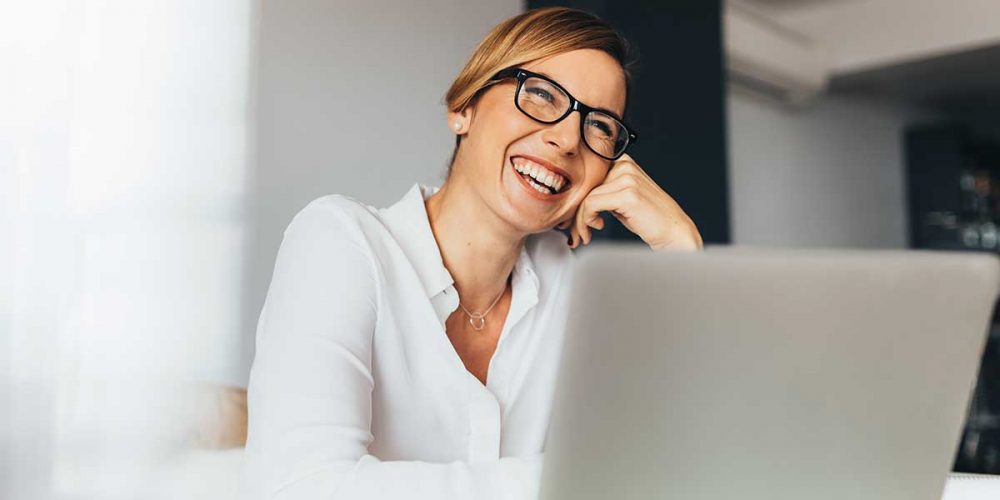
[457,281,507,331]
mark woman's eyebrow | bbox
[531,69,556,80]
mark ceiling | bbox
[728,0,1000,123]
[830,43,1000,121]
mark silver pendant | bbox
[468,314,486,331]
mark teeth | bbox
[512,157,567,193]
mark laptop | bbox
[540,244,999,500]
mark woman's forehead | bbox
[521,50,627,116]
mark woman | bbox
[241,7,702,500]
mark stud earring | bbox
[453,122,461,130]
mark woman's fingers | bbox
[570,178,625,248]
[567,161,639,248]
[572,184,632,247]
[567,153,704,251]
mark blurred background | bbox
[3,0,999,498]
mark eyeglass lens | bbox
[517,76,629,159]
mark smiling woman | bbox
[240,6,701,500]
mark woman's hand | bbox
[559,153,704,251]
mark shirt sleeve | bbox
[240,199,544,500]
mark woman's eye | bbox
[527,87,554,103]
[589,120,613,137]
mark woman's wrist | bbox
[650,223,704,252]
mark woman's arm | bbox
[240,199,542,500]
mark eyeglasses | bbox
[486,67,637,161]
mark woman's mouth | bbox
[510,156,571,199]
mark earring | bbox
[453,122,461,130]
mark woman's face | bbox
[448,48,627,235]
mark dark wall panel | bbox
[530,0,730,244]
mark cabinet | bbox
[905,124,1000,474]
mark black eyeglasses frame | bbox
[487,67,638,161]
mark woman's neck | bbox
[424,177,524,310]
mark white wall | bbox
[726,88,930,249]
[240,0,524,382]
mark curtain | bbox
[1,1,255,498]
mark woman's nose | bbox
[540,112,582,156]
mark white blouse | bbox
[240,182,577,500]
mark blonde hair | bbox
[442,7,637,175]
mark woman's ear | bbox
[447,111,465,135]
[447,106,475,135]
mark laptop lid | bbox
[541,245,999,500]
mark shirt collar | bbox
[379,182,540,301]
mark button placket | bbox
[467,380,502,463]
